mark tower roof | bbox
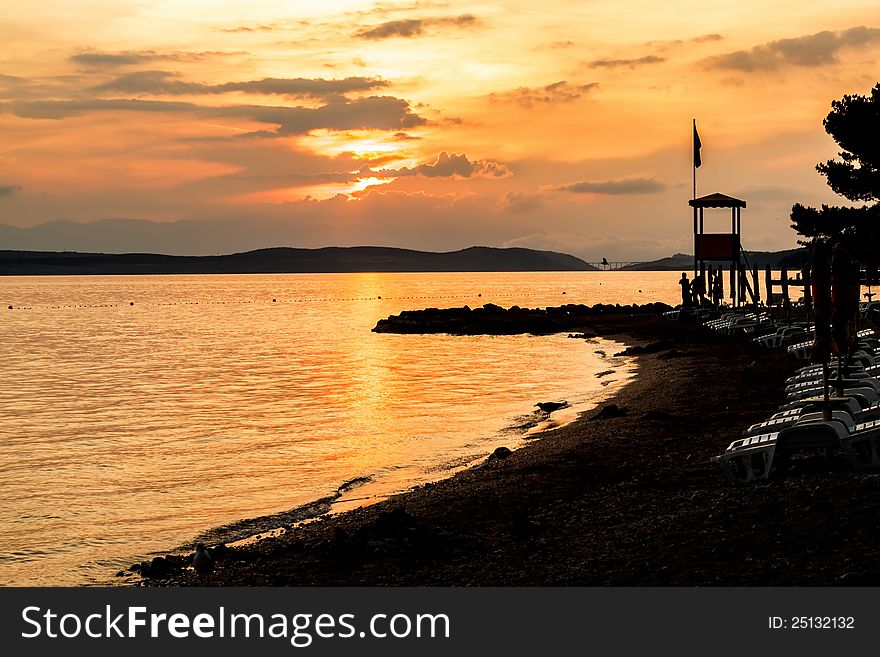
[688,193,746,208]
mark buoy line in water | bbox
[3,291,577,311]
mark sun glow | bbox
[224,175,396,204]
[300,130,415,162]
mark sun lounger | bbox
[842,419,880,468]
[712,432,779,482]
[715,406,880,481]
[742,410,853,438]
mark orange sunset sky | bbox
[1,0,879,259]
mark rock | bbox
[372,303,673,334]
[489,446,513,460]
[210,543,229,560]
[614,339,676,357]
[590,404,626,421]
[374,508,416,535]
[142,556,173,578]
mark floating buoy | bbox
[130,302,134,306]
[272,298,277,302]
[7,305,11,310]
[377,296,381,299]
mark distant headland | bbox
[0,245,810,276]
[0,246,595,276]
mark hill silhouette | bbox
[0,246,595,275]
[619,248,808,271]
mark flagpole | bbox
[692,118,697,201]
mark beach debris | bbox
[510,511,542,537]
[489,446,513,460]
[614,339,675,356]
[141,556,173,578]
[590,404,626,421]
[596,369,615,378]
[641,410,679,422]
[338,475,372,494]
[536,401,568,414]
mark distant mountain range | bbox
[621,248,809,271]
[0,246,596,275]
[0,245,813,276]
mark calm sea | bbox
[0,270,681,585]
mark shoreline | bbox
[114,332,636,584]
[133,311,880,586]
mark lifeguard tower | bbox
[689,192,756,307]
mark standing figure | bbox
[712,271,724,306]
[678,272,692,307]
[692,274,707,307]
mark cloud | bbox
[550,178,666,195]
[92,71,390,100]
[705,26,880,71]
[8,95,426,135]
[8,98,198,119]
[489,81,598,108]
[587,55,666,68]
[0,184,22,197]
[219,24,279,33]
[69,50,238,67]
[91,71,200,94]
[222,96,426,135]
[733,184,801,201]
[499,191,545,213]
[642,33,723,53]
[356,14,478,40]
[693,33,723,43]
[376,152,512,179]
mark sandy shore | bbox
[133,311,880,586]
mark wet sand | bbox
[134,311,880,586]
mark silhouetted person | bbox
[712,271,724,306]
[692,274,707,306]
[678,272,692,307]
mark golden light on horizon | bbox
[1,0,879,258]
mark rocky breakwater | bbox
[372,302,674,335]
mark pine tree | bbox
[790,83,880,266]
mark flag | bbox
[693,121,702,169]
